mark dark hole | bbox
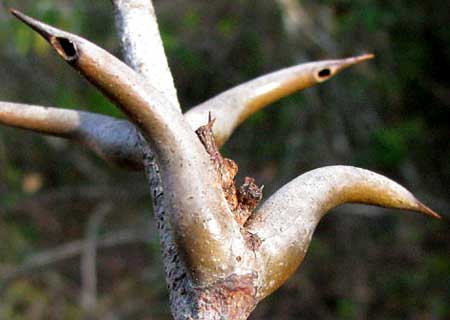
[318,68,331,77]
[55,37,77,59]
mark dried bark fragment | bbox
[195,117,239,211]
[235,177,263,225]
[195,273,258,320]
[195,117,263,226]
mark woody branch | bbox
[1,3,441,319]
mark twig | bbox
[276,0,338,53]
[0,224,152,292]
[10,183,147,215]
[80,204,112,316]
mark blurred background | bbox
[0,0,448,319]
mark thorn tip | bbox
[343,53,375,66]
[9,8,27,21]
[417,202,442,220]
[356,53,375,61]
[324,53,376,78]
[9,8,53,41]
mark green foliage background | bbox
[0,0,448,319]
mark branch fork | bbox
[1,7,441,319]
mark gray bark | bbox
[112,2,251,318]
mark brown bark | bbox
[195,116,263,227]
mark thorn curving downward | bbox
[246,165,441,299]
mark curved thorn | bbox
[0,102,143,170]
[10,9,246,285]
[245,165,441,299]
[185,54,374,147]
